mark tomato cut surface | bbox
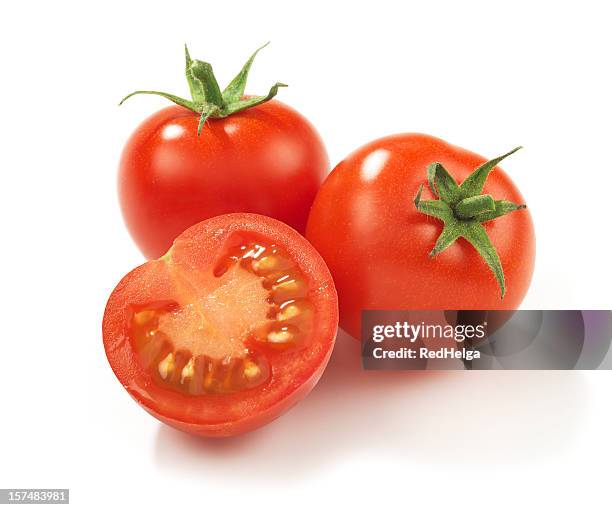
[103,214,338,437]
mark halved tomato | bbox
[103,214,338,437]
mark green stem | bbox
[189,60,224,108]
[414,148,528,298]
[119,43,286,135]
[184,44,205,104]
[118,90,196,111]
[455,194,495,220]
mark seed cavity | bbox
[203,359,215,390]
[134,310,156,326]
[242,244,266,260]
[130,239,312,396]
[252,255,277,273]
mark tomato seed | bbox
[130,238,311,396]
[158,353,175,380]
[180,357,195,384]
[267,325,298,344]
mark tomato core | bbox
[128,236,313,396]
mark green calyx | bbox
[414,146,527,298]
[119,42,287,135]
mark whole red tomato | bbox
[306,134,536,339]
[103,213,338,437]
[118,44,328,259]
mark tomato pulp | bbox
[306,134,535,339]
[119,102,329,259]
[103,214,338,436]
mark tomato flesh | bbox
[129,239,313,396]
[103,214,337,436]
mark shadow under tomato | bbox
[154,329,587,481]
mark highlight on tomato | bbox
[118,44,329,259]
[103,214,338,437]
[306,134,536,339]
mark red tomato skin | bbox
[103,214,338,437]
[145,365,326,437]
[305,133,536,339]
[119,102,329,259]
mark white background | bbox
[1,0,611,508]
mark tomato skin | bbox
[305,134,536,339]
[145,367,325,437]
[103,214,338,437]
[119,102,329,259]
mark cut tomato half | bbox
[103,214,338,437]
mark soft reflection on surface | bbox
[162,124,185,140]
[223,123,238,136]
[154,329,587,481]
[360,148,390,181]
